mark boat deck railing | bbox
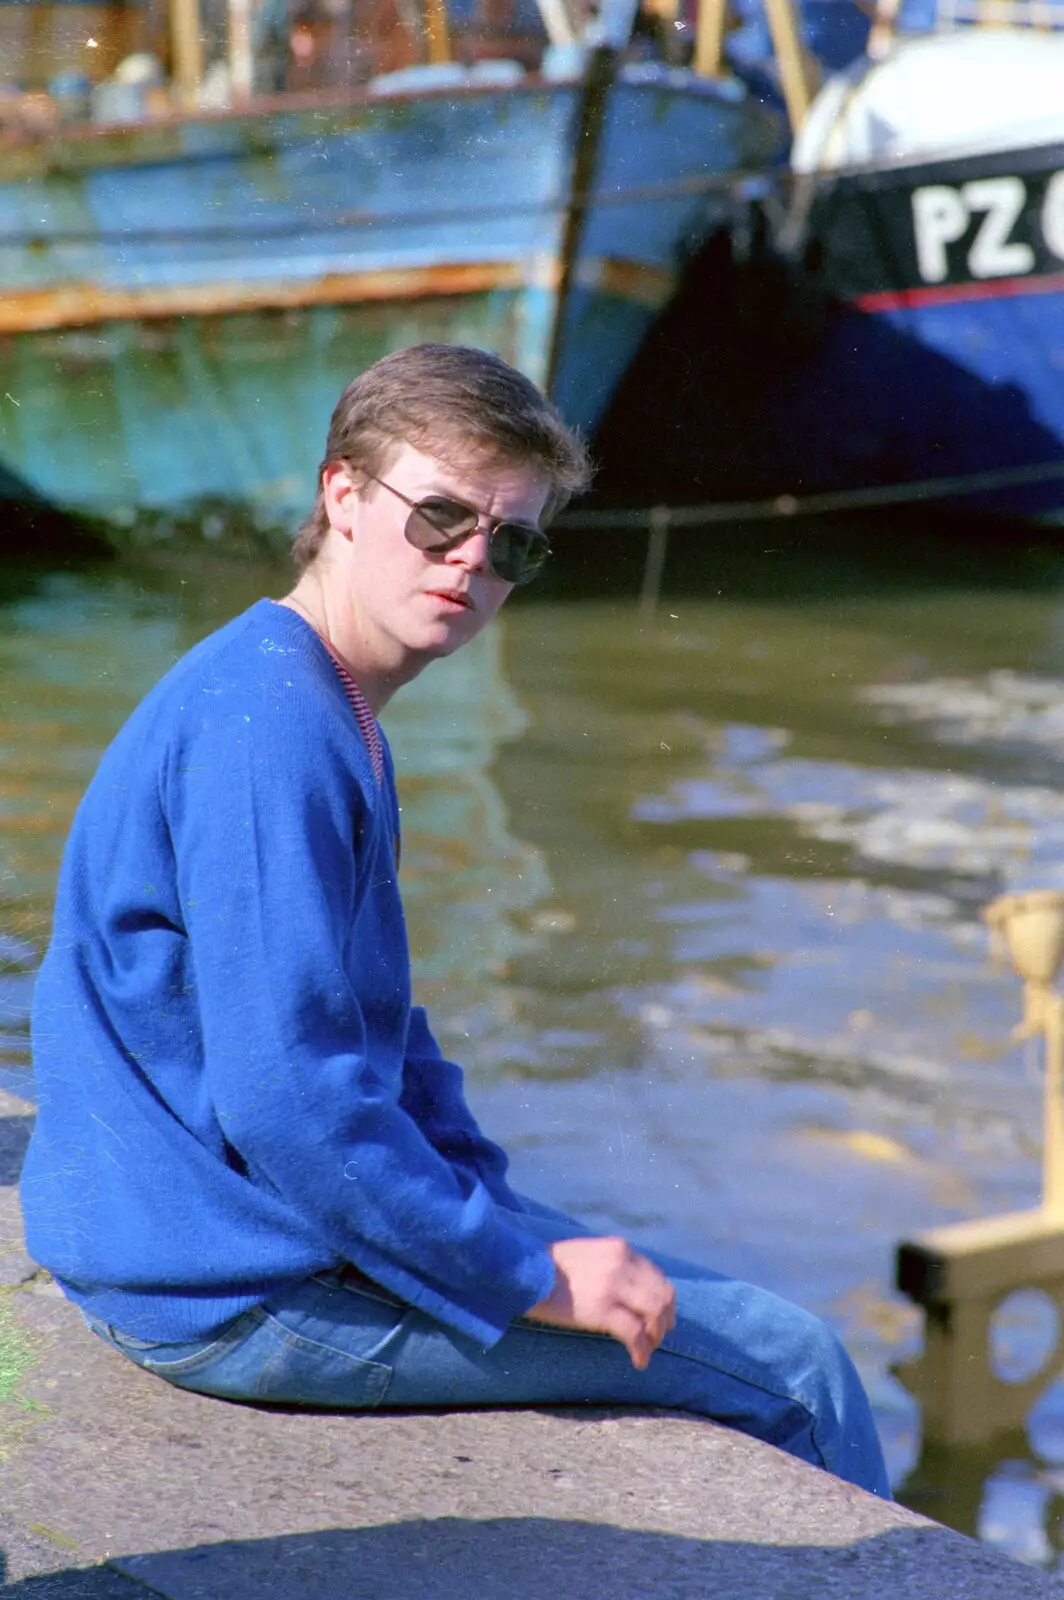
[933,0,1064,27]
[868,0,1064,57]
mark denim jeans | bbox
[82,1195,890,1498]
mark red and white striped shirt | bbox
[318,638,384,786]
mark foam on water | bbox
[636,714,1064,890]
[864,671,1064,753]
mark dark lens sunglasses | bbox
[361,471,551,586]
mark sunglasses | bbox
[361,471,551,586]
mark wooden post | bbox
[639,506,670,620]
[893,890,1064,1447]
[170,0,204,107]
[895,1210,1064,1445]
[1042,993,1064,1216]
[424,0,451,63]
[984,892,1064,1214]
[762,0,816,133]
[228,0,254,100]
[693,0,729,79]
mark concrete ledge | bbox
[2,1275,1060,1598]
[0,1090,1058,1599]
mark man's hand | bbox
[524,1236,677,1370]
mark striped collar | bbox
[317,636,384,787]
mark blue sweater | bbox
[22,600,556,1346]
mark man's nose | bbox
[446,525,492,569]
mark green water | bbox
[6,528,1064,1565]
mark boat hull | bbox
[592,136,1064,524]
[796,138,1064,521]
[0,75,780,523]
[0,293,551,525]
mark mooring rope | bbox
[557,456,1064,532]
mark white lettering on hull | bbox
[912,186,968,282]
[1043,171,1064,263]
[912,172,1063,284]
[961,177,1034,279]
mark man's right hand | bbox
[524,1236,677,1370]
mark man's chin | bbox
[412,617,480,657]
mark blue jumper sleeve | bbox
[167,679,555,1347]
[400,1007,524,1211]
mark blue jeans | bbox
[82,1196,890,1498]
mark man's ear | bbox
[321,461,360,538]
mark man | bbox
[22,344,889,1497]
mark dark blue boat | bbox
[593,12,1064,524]
[784,25,1064,521]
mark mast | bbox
[693,0,728,76]
[762,0,817,130]
[170,0,204,106]
[425,0,452,62]
[690,0,816,126]
[229,0,255,98]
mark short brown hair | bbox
[291,343,592,574]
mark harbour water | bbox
[5,522,1064,1564]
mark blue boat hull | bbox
[792,139,1064,521]
[592,138,1064,524]
[0,73,781,522]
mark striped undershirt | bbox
[318,637,384,786]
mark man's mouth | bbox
[426,589,474,611]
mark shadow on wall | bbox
[0,1517,1052,1599]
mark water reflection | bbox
[384,622,551,999]
[7,541,1064,1567]
[488,575,1064,1556]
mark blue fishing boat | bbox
[784,14,1064,522]
[592,0,1064,525]
[0,0,782,529]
